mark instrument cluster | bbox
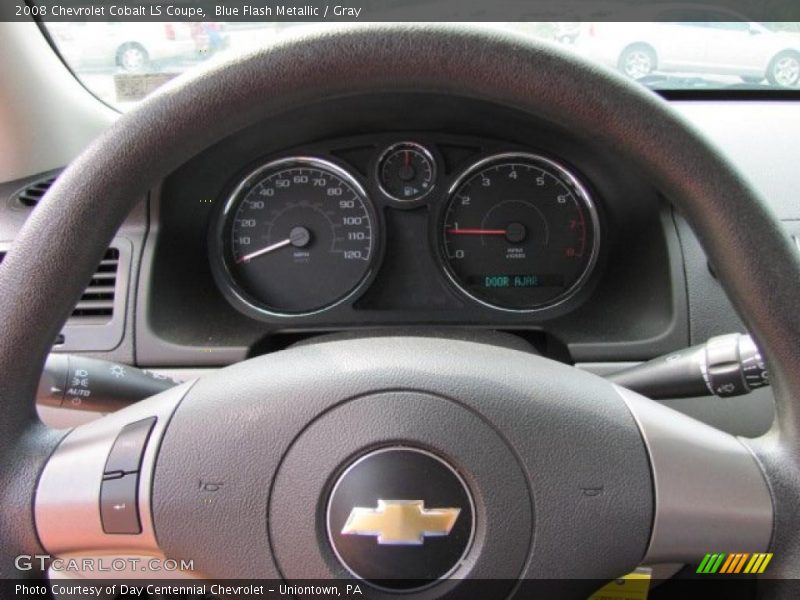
[209,134,602,321]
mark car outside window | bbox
[42,21,800,111]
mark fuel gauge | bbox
[377,142,437,202]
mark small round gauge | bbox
[377,142,437,202]
[441,153,600,311]
[214,157,377,316]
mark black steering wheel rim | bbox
[1,24,799,587]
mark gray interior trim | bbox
[617,385,773,564]
[0,22,116,182]
[135,184,249,367]
[0,186,149,365]
[59,239,132,353]
[576,362,641,377]
[672,101,800,221]
[0,237,130,353]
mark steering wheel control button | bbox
[103,417,156,477]
[100,473,141,535]
[327,447,474,590]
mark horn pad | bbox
[269,391,532,596]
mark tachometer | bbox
[441,153,599,311]
[214,157,377,316]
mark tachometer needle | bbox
[236,238,293,264]
[446,228,507,235]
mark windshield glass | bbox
[44,21,800,111]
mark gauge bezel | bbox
[438,152,601,314]
[210,156,381,320]
[375,141,438,203]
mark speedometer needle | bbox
[236,226,312,264]
[236,238,292,264]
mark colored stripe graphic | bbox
[757,553,773,573]
[719,554,737,574]
[697,553,726,573]
[698,553,773,574]
[696,554,712,573]
[732,554,749,573]
[744,554,761,574]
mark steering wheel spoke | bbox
[35,383,191,565]
[616,386,773,565]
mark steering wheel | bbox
[1,26,799,598]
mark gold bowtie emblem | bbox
[341,500,461,545]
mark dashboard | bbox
[3,92,798,390]
[1,90,796,436]
[210,136,601,319]
[140,91,683,367]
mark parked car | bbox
[553,22,581,44]
[576,6,800,86]
[48,22,200,72]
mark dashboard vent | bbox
[72,248,120,319]
[0,247,119,320]
[12,175,58,208]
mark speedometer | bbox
[213,157,377,316]
[441,153,600,311]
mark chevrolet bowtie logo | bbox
[341,500,461,545]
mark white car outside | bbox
[48,22,199,72]
[575,10,800,87]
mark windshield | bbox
[44,21,800,111]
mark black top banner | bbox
[3,0,800,23]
